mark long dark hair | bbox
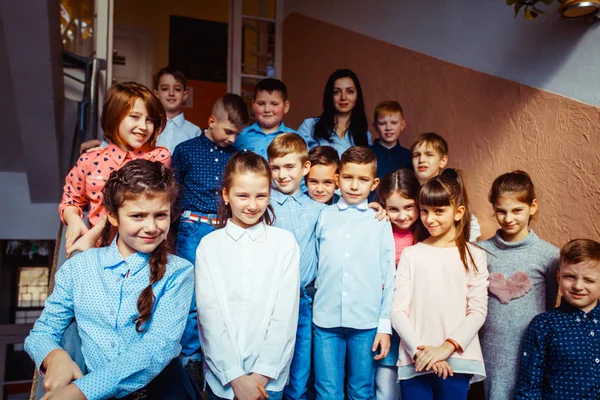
[313,69,369,147]
[419,168,476,272]
[377,168,427,242]
[101,159,178,332]
[217,152,275,228]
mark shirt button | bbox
[345,253,350,258]
[215,158,219,162]
[110,311,116,316]
[346,234,351,238]
[584,314,588,319]
[596,358,600,364]
[591,331,595,336]
[344,273,348,277]
[210,148,214,152]
[523,352,527,356]
[576,317,581,322]
[215,176,219,180]
[343,292,347,296]
[594,319,598,324]
[111,342,116,348]
[115,278,120,283]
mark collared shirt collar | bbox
[106,142,150,166]
[101,236,152,275]
[248,121,288,135]
[558,297,600,318]
[373,139,399,151]
[169,112,185,129]
[270,188,306,205]
[225,219,267,241]
[337,197,369,211]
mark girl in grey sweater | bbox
[479,171,559,400]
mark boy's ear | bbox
[334,173,340,187]
[371,177,380,192]
[107,212,119,228]
[208,115,217,128]
[302,160,311,177]
[182,89,189,104]
[283,100,291,115]
[440,154,449,169]
[400,119,407,131]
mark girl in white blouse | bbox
[195,151,300,400]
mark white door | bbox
[112,25,154,88]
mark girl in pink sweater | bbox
[391,169,489,400]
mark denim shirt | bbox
[297,117,372,156]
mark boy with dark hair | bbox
[234,78,296,159]
[267,133,326,400]
[516,238,600,399]
[371,101,412,179]
[172,93,249,375]
[153,66,202,153]
[305,145,340,204]
[313,146,395,399]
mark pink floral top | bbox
[59,143,171,226]
[392,227,414,267]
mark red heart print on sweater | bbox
[488,271,533,304]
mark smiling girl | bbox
[59,82,170,257]
[194,152,300,400]
[392,168,489,400]
[479,171,559,400]
[297,69,371,156]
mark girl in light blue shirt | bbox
[25,160,198,400]
[297,69,372,156]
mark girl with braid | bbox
[25,159,199,400]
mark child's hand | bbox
[80,139,102,155]
[231,374,269,400]
[66,230,97,258]
[368,202,389,221]
[414,342,455,372]
[250,372,269,388]
[65,219,89,253]
[41,349,84,393]
[431,360,454,379]
[40,383,86,400]
[372,333,391,360]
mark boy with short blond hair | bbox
[313,146,395,400]
[267,133,325,400]
[153,67,202,153]
[410,132,481,241]
[516,238,600,399]
[371,101,412,178]
[235,78,296,159]
[305,145,340,204]
[172,93,249,371]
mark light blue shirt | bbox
[157,112,201,154]
[270,189,326,287]
[297,117,373,156]
[313,198,395,333]
[24,240,194,400]
[234,121,297,159]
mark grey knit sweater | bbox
[479,230,559,400]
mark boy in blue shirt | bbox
[516,238,600,400]
[267,133,326,400]
[235,78,296,159]
[171,93,249,374]
[313,146,395,400]
[371,101,412,179]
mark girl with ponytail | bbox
[391,169,489,400]
[25,159,199,400]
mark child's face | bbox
[335,162,379,205]
[107,193,170,259]
[118,98,155,151]
[374,112,406,147]
[333,77,357,114]
[206,116,240,147]
[493,194,537,242]
[223,172,271,229]
[252,91,289,133]
[269,153,310,195]
[420,204,464,240]
[306,164,337,203]
[412,142,448,183]
[153,73,188,115]
[559,261,600,313]
[385,192,419,230]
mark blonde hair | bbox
[267,133,309,163]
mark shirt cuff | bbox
[377,318,392,334]
[217,366,246,386]
[29,341,62,372]
[252,362,280,381]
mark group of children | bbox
[23,66,600,400]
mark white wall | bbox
[284,0,600,107]
[0,172,60,239]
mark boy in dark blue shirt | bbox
[370,101,412,179]
[516,238,600,400]
[171,93,249,373]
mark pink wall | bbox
[283,13,600,246]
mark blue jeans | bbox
[176,217,215,359]
[313,325,377,400]
[207,383,283,400]
[400,373,472,400]
[284,290,313,400]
